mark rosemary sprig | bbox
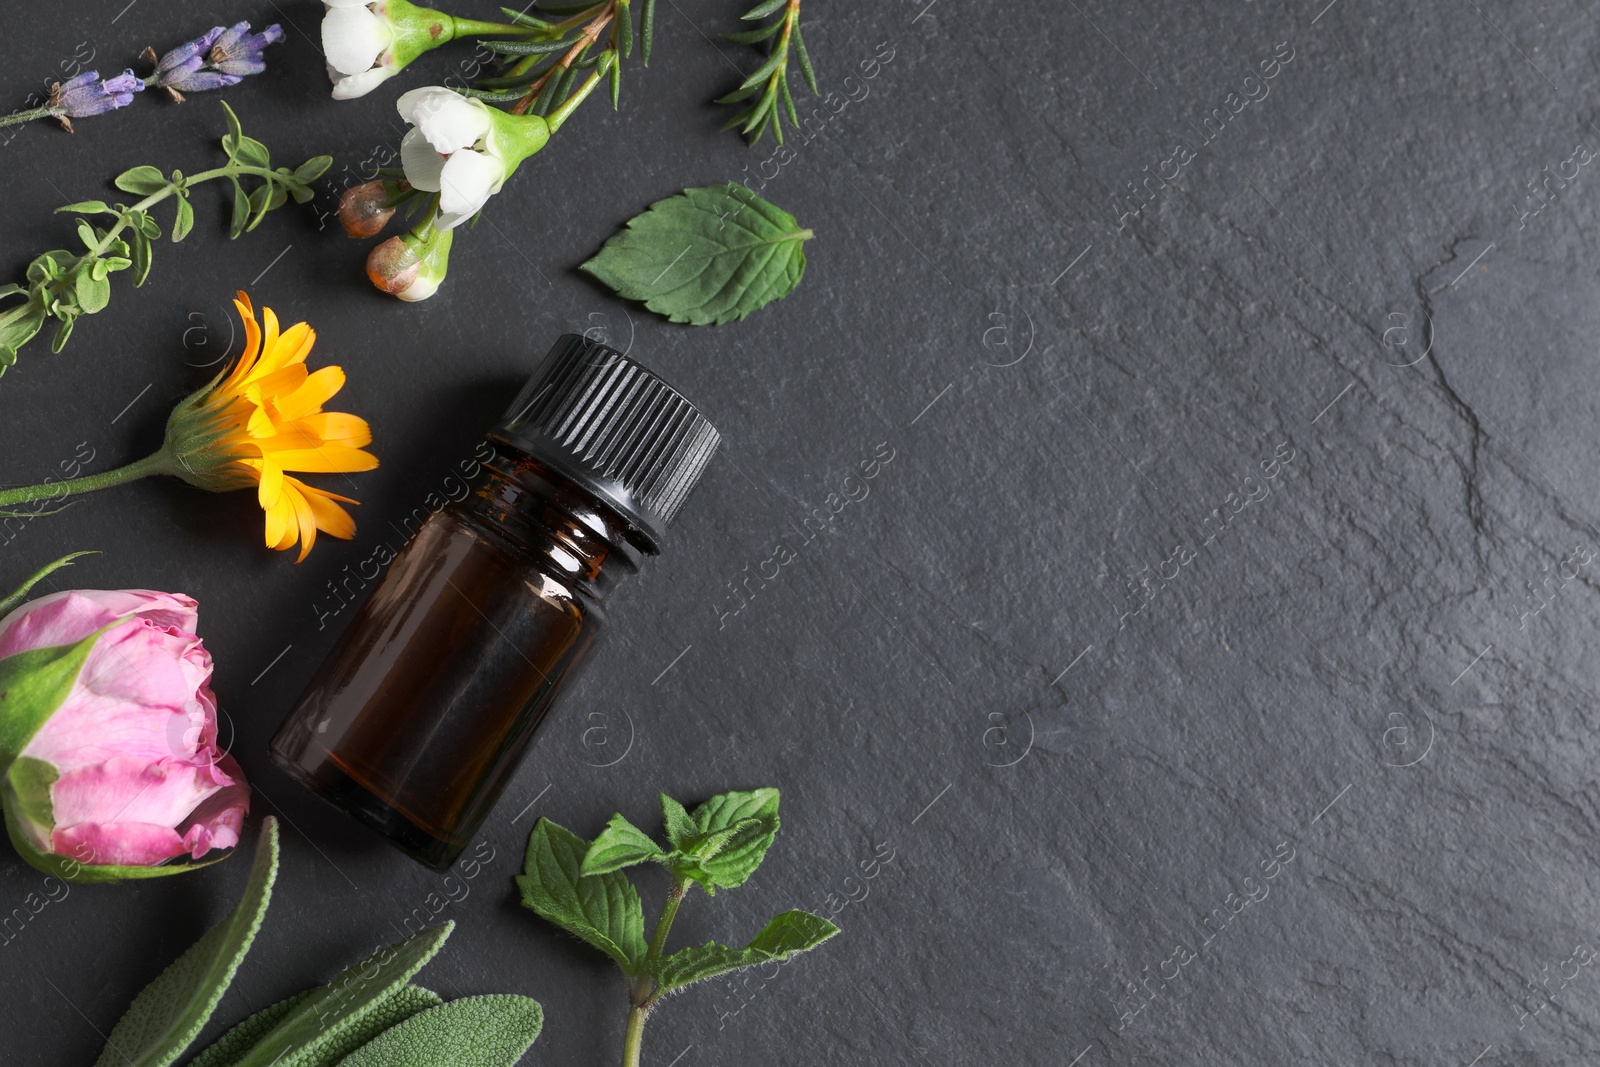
[716,0,816,146]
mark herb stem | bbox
[0,451,172,507]
[546,59,609,132]
[0,104,64,129]
[621,874,689,1067]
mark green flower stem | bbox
[547,59,610,133]
[623,873,689,1067]
[0,104,64,129]
[0,162,287,336]
[0,451,173,508]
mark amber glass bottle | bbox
[269,336,720,868]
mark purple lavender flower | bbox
[208,22,285,77]
[148,22,282,100]
[49,69,145,123]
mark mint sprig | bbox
[518,788,839,1067]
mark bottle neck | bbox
[449,436,652,601]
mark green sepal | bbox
[0,624,104,772]
[0,550,97,619]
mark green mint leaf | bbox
[516,818,647,974]
[90,818,280,1067]
[114,166,168,196]
[580,812,667,876]
[648,910,839,994]
[673,788,780,892]
[336,995,543,1067]
[660,794,697,849]
[579,184,812,325]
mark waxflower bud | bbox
[367,223,453,301]
[0,588,248,880]
[339,179,399,238]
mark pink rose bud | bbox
[0,589,248,880]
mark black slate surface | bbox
[2,0,1599,1063]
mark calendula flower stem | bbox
[621,873,689,1067]
[0,104,65,129]
[0,451,173,507]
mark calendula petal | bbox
[221,294,262,391]
[269,446,378,474]
[285,482,319,563]
[298,412,372,448]
[276,366,347,422]
[302,489,357,540]
[259,306,280,370]
[256,461,284,509]
[263,491,294,549]
[297,482,361,506]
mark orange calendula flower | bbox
[161,291,377,561]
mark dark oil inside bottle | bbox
[269,443,645,868]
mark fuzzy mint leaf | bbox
[666,787,781,893]
[336,995,543,1067]
[220,924,453,1067]
[647,910,838,994]
[517,818,647,974]
[580,184,812,326]
[580,812,667,876]
[660,793,697,849]
[90,818,280,1067]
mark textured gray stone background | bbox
[1,0,1596,1063]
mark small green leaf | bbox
[580,185,812,325]
[0,283,23,302]
[670,788,780,891]
[114,166,169,195]
[91,819,280,1067]
[660,794,696,848]
[742,0,786,19]
[0,303,45,353]
[51,315,75,353]
[55,200,112,215]
[581,813,666,876]
[130,231,153,286]
[517,818,647,974]
[173,197,194,243]
[228,180,249,239]
[233,136,271,169]
[74,270,110,314]
[336,996,544,1067]
[722,23,783,44]
[221,924,454,1067]
[648,910,839,994]
[76,221,100,251]
[292,155,333,183]
[221,101,244,156]
[0,626,101,770]
[792,22,817,93]
[641,0,656,64]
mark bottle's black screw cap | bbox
[492,335,721,551]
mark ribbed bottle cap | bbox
[492,335,721,551]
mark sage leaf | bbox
[647,910,839,994]
[517,818,646,974]
[91,818,280,1067]
[336,995,544,1067]
[580,812,666,876]
[224,924,453,1067]
[579,184,812,325]
[189,987,442,1067]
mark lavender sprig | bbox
[147,21,284,100]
